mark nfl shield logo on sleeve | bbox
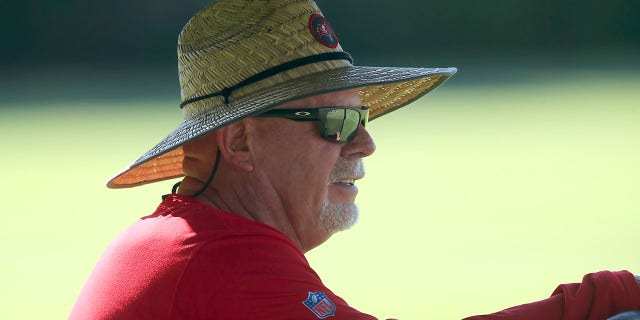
[302,291,336,318]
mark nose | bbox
[341,124,376,159]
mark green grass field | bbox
[1,67,639,319]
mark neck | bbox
[177,175,310,251]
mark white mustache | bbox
[329,158,365,182]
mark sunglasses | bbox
[257,106,369,143]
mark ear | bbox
[216,120,254,172]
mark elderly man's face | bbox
[249,89,376,251]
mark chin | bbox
[319,201,359,233]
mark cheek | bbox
[288,149,338,192]
[277,148,341,208]
[251,120,341,194]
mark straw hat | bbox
[107,0,456,188]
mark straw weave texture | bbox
[107,0,456,188]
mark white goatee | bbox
[319,159,365,233]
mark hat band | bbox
[179,51,354,108]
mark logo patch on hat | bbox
[302,291,336,318]
[309,14,339,48]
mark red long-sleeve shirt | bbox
[466,270,640,320]
[71,194,640,319]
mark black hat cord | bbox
[163,148,222,200]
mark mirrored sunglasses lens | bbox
[323,109,361,142]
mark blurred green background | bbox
[1,0,639,319]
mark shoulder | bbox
[172,224,375,319]
[184,227,314,284]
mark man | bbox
[70,1,455,318]
[70,0,640,319]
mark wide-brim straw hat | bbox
[107,0,457,188]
